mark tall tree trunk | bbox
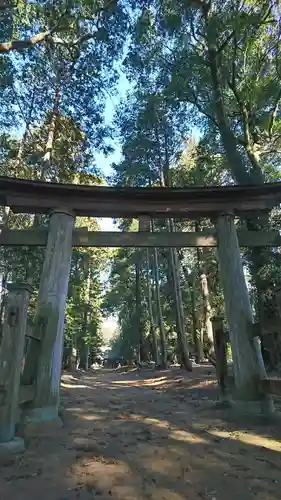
[158,143,192,370]
[179,255,203,363]
[78,254,91,370]
[146,175,167,367]
[1,206,11,227]
[135,257,144,364]
[41,83,60,180]
[167,221,192,371]
[202,4,281,370]
[203,6,258,185]
[146,249,160,366]
[152,244,168,368]
[0,271,8,342]
[33,83,60,228]
[14,85,36,174]
[190,277,204,363]
[199,273,214,355]
[195,224,214,356]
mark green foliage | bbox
[125,0,281,183]
[1,0,281,367]
[65,247,105,359]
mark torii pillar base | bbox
[0,437,25,464]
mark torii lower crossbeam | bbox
[0,228,280,247]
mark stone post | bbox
[26,208,75,422]
[0,282,32,445]
[216,213,273,413]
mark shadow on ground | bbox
[1,366,281,500]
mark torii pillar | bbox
[0,283,32,448]
[25,208,75,422]
[216,213,273,413]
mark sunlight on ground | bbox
[112,376,168,387]
[66,406,85,413]
[170,429,208,444]
[187,380,216,389]
[61,382,92,389]
[111,375,216,390]
[70,457,136,498]
[80,414,106,421]
[6,368,281,500]
[114,413,171,428]
[138,452,181,475]
[210,429,281,452]
[115,412,207,444]
[142,416,170,428]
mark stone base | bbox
[23,406,63,438]
[213,391,275,416]
[0,437,25,464]
[230,398,275,417]
[23,405,61,423]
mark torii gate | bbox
[1,176,281,434]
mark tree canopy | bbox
[1,0,281,370]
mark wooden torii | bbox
[0,176,281,449]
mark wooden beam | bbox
[1,175,281,218]
[0,228,281,248]
[0,227,88,246]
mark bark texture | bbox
[167,222,192,371]
[190,280,204,363]
[0,283,32,442]
[146,249,160,366]
[152,247,167,367]
[200,273,214,355]
[216,214,272,411]
[29,209,75,419]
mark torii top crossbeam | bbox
[0,176,281,218]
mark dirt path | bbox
[1,366,281,500]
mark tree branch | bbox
[0,7,70,54]
[268,88,281,139]
[0,30,53,53]
[217,30,235,55]
[190,15,202,44]
[190,90,219,128]
[227,80,245,121]
[0,0,115,54]
[215,3,275,59]
[227,34,246,122]
[0,4,99,53]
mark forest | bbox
[1,0,281,373]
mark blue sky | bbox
[96,71,129,175]
[96,71,129,232]
[96,72,201,231]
